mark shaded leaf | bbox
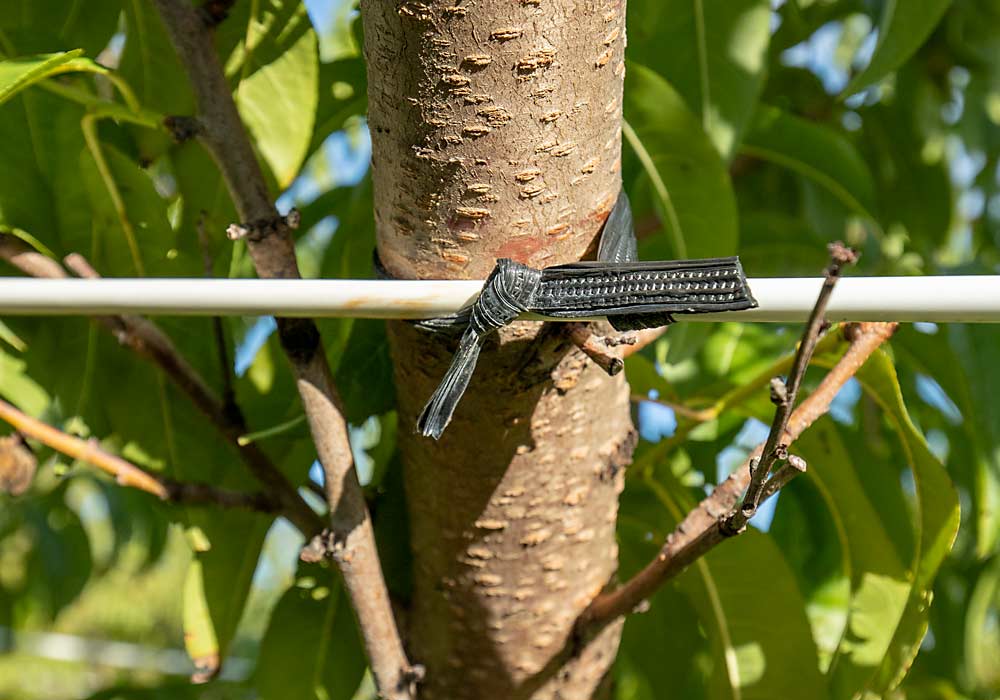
[843,0,954,96]
[624,63,739,259]
[0,0,120,57]
[333,320,395,425]
[741,105,876,220]
[254,561,367,700]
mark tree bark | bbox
[361,1,632,697]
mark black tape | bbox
[413,190,758,439]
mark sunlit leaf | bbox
[0,51,83,107]
[780,421,912,697]
[622,469,829,700]
[843,0,954,96]
[627,0,772,159]
[232,2,319,188]
[852,350,961,693]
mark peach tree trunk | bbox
[361,0,633,697]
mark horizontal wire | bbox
[0,276,997,322]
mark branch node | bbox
[720,516,746,538]
[787,454,807,473]
[164,115,201,143]
[769,377,788,406]
[226,209,300,242]
[827,240,860,268]
[300,528,348,564]
[199,0,237,27]
[404,664,426,686]
[567,323,626,376]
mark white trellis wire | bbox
[0,276,998,323]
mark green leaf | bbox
[0,350,49,416]
[843,0,955,96]
[892,324,998,558]
[0,0,120,57]
[627,0,772,159]
[233,3,319,188]
[218,0,314,83]
[310,57,367,155]
[629,471,829,700]
[333,320,395,425]
[852,350,961,693]
[624,63,739,259]
[183,515,271,677]
[119,0,195,159]
[78,142,178,277]
[741,105,877,220]
[738,211,831,277]
[0,51,82,107]
[964,557,1000,692]
[781,421,913,697]
[254,561,367,700]
[1,483,93,626]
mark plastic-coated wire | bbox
[0,276,998,323]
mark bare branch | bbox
[148,2,415,696]
[576,320,896,633]
[621,326,669,359]
[0,236,64,278]
[725,241,858,533]
[0,396,275,511]
[566,323,629,376]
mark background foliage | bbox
[0,0,996,698]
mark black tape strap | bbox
[415,191,757,439]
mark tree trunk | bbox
[361,1,633,697]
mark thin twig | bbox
[724,241,858,533]
[621,326,669,359]
[0,235,322,534]
[576,320,897,633]
[0,236,64,278]
[0,396,275,511]
[567,323,629,376]
[629,394,717,423]
[148,2,416,696]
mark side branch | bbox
[0,397,276,511]
[725,241,859,532]
[148,2,415,697]
[577,320,896,631]
[0,236,322,535]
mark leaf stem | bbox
[80,114,147,276]
[622,119,688,258]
